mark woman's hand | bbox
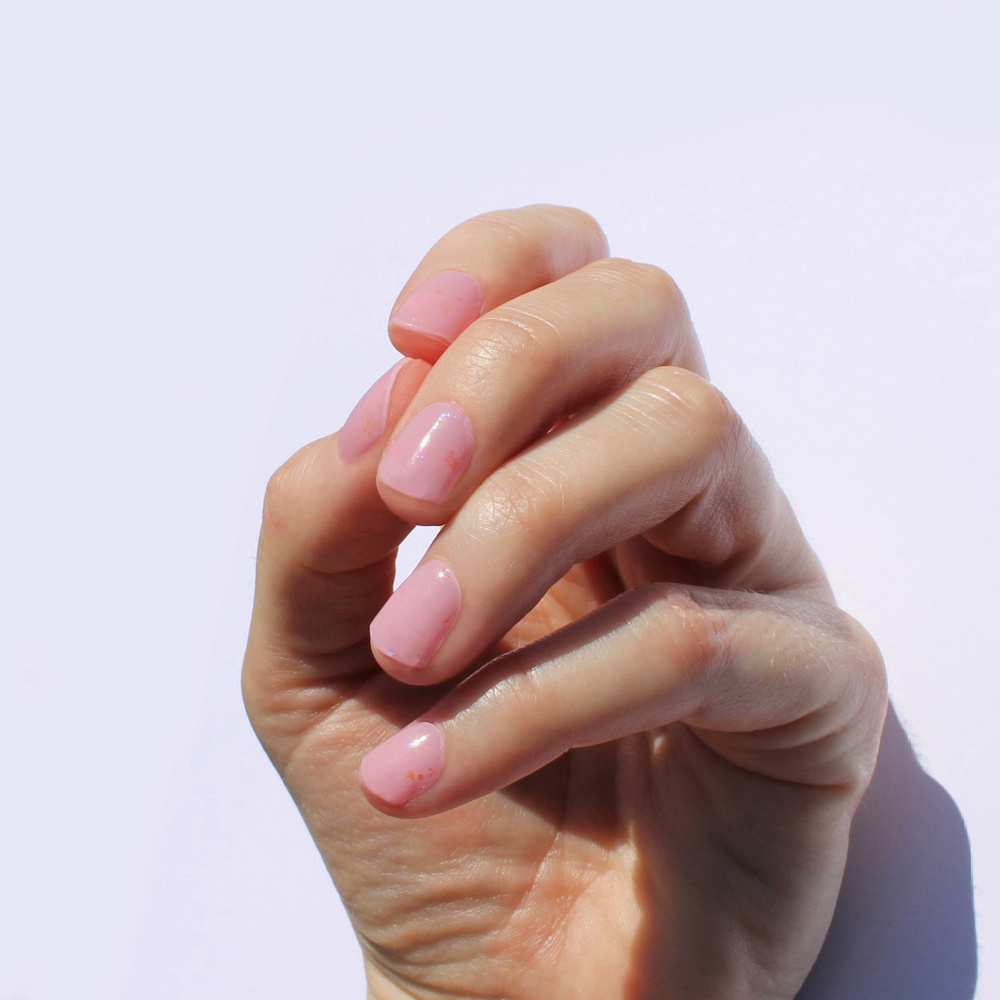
[242,206,887,1000]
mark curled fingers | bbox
[369,366,820,684]
[360,584,887,814]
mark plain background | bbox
[2,1,997,996]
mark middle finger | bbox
[369,363,818,685]
[375,257,705,525]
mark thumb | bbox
[243,357,430,765]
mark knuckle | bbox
[460,306,564,384]
[641,583,730,692]
[637,367,743,454]
[841,612,889,711]
[792,606,890,787]
[586,257,685,310]
[489,664,548,725]
[463,204,608,255]
[460,210,536,252]
[542,204,610,255]
[261,443,318,538]
[562,204,607,236]
[262,461,297,536]
[467,462,568,551]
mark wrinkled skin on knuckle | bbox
[261,444,319,541]
[637,582,732,711]
[553,204,609,254]
[587,258,705,373]
[675,588,735,691]
[837,612,889,778]
[479,662,550,736]
[464,204,609,264]
[633,367,742,468]
[464,463,570,561]
[586,257,685,311]
[459,308,566,390]
[672,590,889,792]
[461,210,537,253]
[673,370,740,449]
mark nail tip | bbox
[368,560,461,670]
[359,721,445,807]
[370,641,425,670]
[391,271,483,345]
[391,318,456,342]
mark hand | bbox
[242,205,887,1000]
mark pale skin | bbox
[242,206,888,999]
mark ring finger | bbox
[377,256,705,526]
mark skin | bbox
[242,205,888,1000]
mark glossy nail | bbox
[359,721,445,806]
[337,359,407,463]
[378,402,474,503]
[370,559,461,668]
[392,271,483,346]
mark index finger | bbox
[388,204,609,362]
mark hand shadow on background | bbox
[505,698,976,998]
[369,592,977,999]
[794,702,977,999]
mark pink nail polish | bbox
[378,402,474,503]
[392,271,483,346]
[360,721,445,806]
[370,559,461,668]
[337,359,408,463]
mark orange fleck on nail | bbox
[417,773,424,780]
[406,770,415,780]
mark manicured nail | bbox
[392,271,483,346]
[337,359,408,463]
[378,402,474,503]
[370,559,461,668]
[359,721,445,806]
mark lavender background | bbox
[1,1,996,996]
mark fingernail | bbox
[359,721,445,806]
[378,402,474,503]
[370,559,461,667]
[337,359,408,463]
[392,271,483,346]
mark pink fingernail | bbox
[378,402,474,503]
[370,559,461,668]
[392,271,483,346]
[360,721,445,806]
[337,359,408,463]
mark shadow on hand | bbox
[503,700,976,998]
[796,702,977,999]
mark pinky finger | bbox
[358,585,886,815]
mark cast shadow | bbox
[795,703,977,999]
[502,700,976,997]
[361,594,977,998]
